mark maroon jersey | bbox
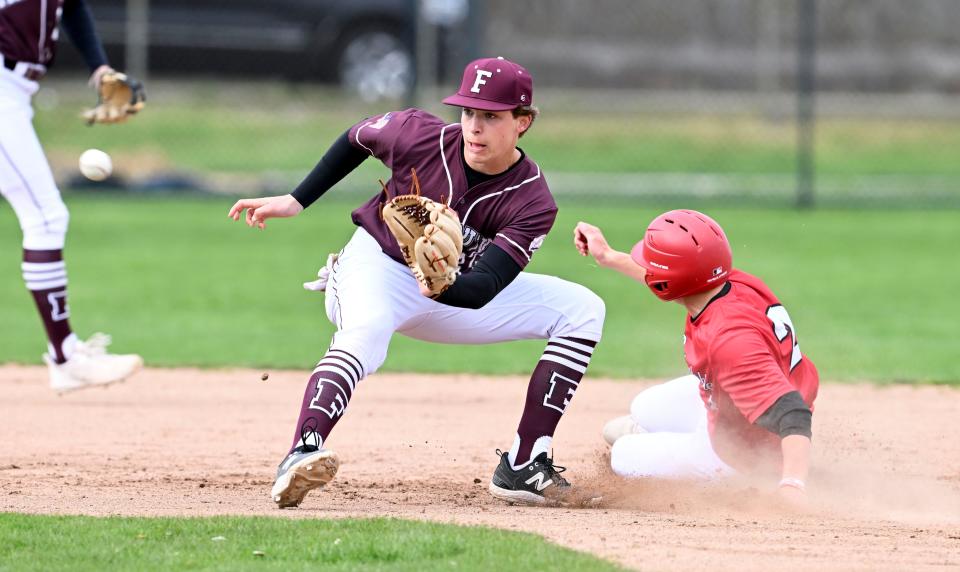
[348,108,556,270]
[684,269,819,473]
[0,0,64,66]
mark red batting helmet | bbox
[630,210,732,301]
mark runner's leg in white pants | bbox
[610,375,735,479]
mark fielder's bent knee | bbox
[20,201,69,251]
[327,323,392,376]
[556,285,605,341]
[584,290,606,324]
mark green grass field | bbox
[0,514,623,571]
[34,82,960,181]
[4,85,957,568]
[1,195,956,383]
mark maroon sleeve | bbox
[491,198,557,269]
[346,109,417,168]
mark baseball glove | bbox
[84,71,146,125]
[381,169,462,297]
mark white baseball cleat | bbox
[45,333,143,393]
[602,415,646,446]
[271,447,340,508]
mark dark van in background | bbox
[56,0,475,100]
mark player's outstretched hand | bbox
[574,221,611,259]
[228,194,304,230]
[575,221,648,282]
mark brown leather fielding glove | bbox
[84,71,146,125]
[381,171,462,297]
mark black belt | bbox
[2,56,45,81]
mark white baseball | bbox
[79,149,113,181]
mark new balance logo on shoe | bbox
[488,449,602,506]
[524,471,553,492]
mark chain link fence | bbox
[40,0,960,208]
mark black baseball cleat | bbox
[270,445,339,509]
[488,449,602,507]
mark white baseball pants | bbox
[323,227,605,376]
[0,68,69,250]
[610,374,736,479]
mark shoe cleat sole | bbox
[488,482,550,506]
[489,481,603,508]
[52,375,129,395]
[271,450,339,509]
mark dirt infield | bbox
[2,365,958,571]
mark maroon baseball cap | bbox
[442,57,533,111]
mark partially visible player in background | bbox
[0,0,143,392]
[574,210,818,506]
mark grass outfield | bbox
[0,514,623,571]
[0,195,956,384]
[34,82,960,179]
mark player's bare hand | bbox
[417,281,433,298]
[227,194,303,230]
[88,64,114,89]
[574,222,647,281]
[574,221,611,261]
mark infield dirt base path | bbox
[1,365,959,571]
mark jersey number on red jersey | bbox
[766,304,802,371]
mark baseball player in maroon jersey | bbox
[229,57,605,508]
[574,210,818,505]
[1,0,142,392]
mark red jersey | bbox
[683,269,819,473]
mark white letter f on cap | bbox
[470,70,493,93]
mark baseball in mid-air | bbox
[78,148,113,181]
